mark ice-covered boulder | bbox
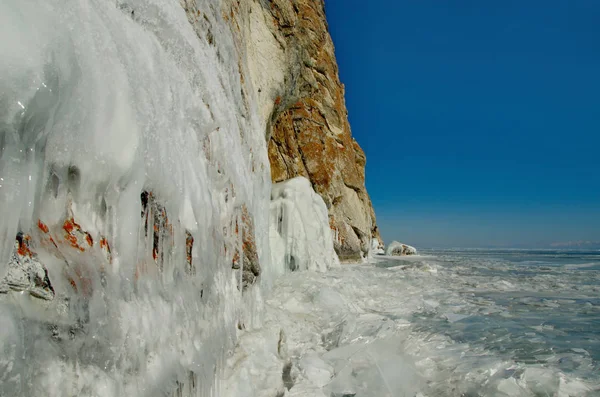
[270,177,339,273]
[1,233,54,300]
[385,241,417,256]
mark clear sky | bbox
[324,0,600,248]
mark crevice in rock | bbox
[344,181,362,194]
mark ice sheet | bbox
[224,252,600,396]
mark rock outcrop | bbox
[1,233,54,300]
[226,0,381,261]
[232,204,261,289]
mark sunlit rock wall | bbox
[232,0,382,262]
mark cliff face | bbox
[0,0,379,395]
[225,0,381,261]
[1,1,275,395]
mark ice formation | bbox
[270,177,340,274]
[385,240,417,256]
[0,0,273,395]
[370,238,385,255]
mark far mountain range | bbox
[548,240,600,249]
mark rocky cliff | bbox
[221,0,381,261]
[0,0,380,395]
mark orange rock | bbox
[230,205,260,289]
[264,0,381,260]
[16,233,33,257]
[37,219,49,234]
[186,231,195,275]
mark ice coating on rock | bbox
[0,0,272,395]
[371,238,385,255]
[0,0,350,395]
[270,177,340,274]
[385,241,418,256]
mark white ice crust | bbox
[270,177,340,274]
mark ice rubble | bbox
[223,255,599,397]
[0,0,274,395]
[270,177,340,274]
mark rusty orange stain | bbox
[16,235,33,257]
[65,233,77,246]
[38,220,49,233]
[68,277,78,293]
[65,233,84,251]
[186,232,194,264]
[17,244,29,257]
[99,237,113,264]
[85,233,93,247]
[63,218,74,233]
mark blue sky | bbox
[324,1,600,248]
